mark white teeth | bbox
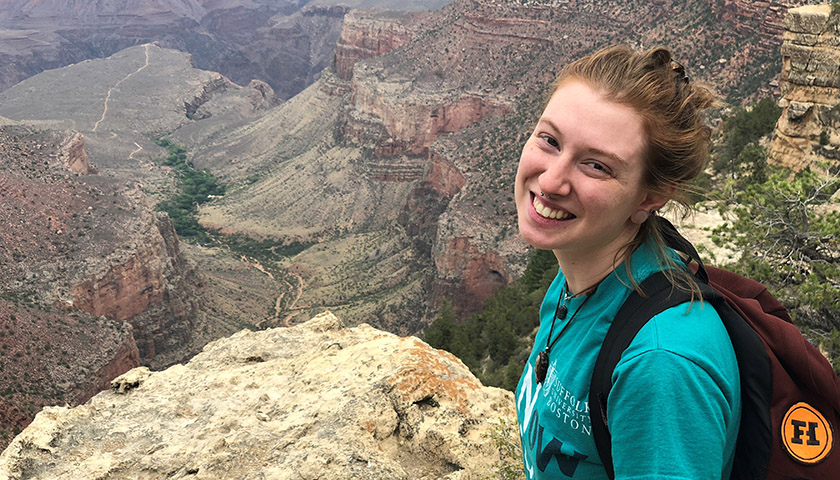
[533,196,572,220]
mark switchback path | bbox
[128,142,143,159]
[92,44,151,133]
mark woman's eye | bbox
[539,134,559,149]
[584,161,613,177]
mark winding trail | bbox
[128,142,143,160]
[279,271,306,326]
[244,256,306,328]
[92,44,151,133]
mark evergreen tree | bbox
[713,97,781,179]
[424,298,456,352]
[423,248,557,391]
[714,166,840,369]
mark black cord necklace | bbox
[535,282,598,384]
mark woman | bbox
[514,45,741,479]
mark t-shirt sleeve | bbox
[606,302,741,480]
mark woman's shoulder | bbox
[618,298,739,386]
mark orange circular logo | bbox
[782,402,834,464]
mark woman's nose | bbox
[538,158,573,197]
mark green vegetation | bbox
[712,97,781,181]
[425,249,557,391]
[224,234,312,260]
[713,166,840,369]
[154,138,225,242]
[484,417,526,480]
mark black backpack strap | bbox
[654,217,773,478]
[589,272,691,479]
[658,216,709,283]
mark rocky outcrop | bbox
[715,0,792,49]
[348,77,509,156]
[245,79,278,109]
[183,75,231,120]
[769,4,840,170]
[58,132,90,174]
[0,125,201,448]
[333,10,415,81]
[433,236,511,315]
[71,212,198,361]
[0,312,518,480]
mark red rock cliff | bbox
[59,132,91,174]
[348,83,509,156]
[433,236,510,315]
[333,10,415,81]
[71,212,198,361]
[336,9,509,158]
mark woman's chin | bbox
[517,221,562,252]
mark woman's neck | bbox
[553,245,632,296]
[556,258,616,296]
[553,224,641,295]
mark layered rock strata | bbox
[715,0,804,50]
[333,9,415,81]
[70,212,199,363]
[769,4,840,170]
[0,312,518,480]
[0,124,199,446]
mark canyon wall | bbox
[338,8,520,321]
[769,4,840,170]
[333,9,414,81]
[0,312,518,479]
[0,125,199,447]
[70,212,199,362]
[716,0,790,49]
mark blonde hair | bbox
[551,44,717,295]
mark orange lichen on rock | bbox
[388,337,481,414]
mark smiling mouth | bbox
[532,195,575,220]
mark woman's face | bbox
[514,80,664,262]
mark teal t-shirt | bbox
[515,243,741,479]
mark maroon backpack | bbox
[590,218,840,479]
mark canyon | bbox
[0,0,836,455]
[0,125,173,445]
[0,0,447,99]
[188,0,819,333]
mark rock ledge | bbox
[0,312,517,480]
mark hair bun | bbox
[650,48,672,68]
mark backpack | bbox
[589,217,840,480]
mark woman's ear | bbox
[638,185,674,214]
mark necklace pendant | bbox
[556,305,568,320]
[536,350,549,384]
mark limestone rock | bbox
[769,4,840,170]
[58,132,90,174]
[0,312,518,480]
